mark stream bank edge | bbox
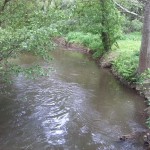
[54,37,150,129]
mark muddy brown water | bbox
[0,49,147,150]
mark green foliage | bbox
[0,0,72,32]
[0,63,51,82]
[0,25,58,81]
[0,26,57,61]
[66,0,121,52]
[73,1,103,34]
[121,17,143,33]
[63,0,122,57]
[138,69,150,83]
[112,32,142,82]
[115,0,144,33]
[66,32,103,58]
[100,0,121,49]
[131,19,143,32]
[0,0,71,81]
[113,51,139,82]
[1,0,35,28]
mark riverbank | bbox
[54,36,150,128]
[101,50,150,101]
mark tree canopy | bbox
[0,0,149,81]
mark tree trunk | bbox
[138,1,150,74]
[100,0,111,52]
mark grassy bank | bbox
[111,32,150,85]
[111,32,141,83]
[112,32,150,128]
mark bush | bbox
[131,19,143,32]
[122,16,143,33]
[113,51,139,82]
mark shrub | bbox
[122,16,143,33]
[131,19,143,32]
[112,51,139,82]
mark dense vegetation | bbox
[0,0,118,80]
[0,0,61,80]
[0,0,149,82]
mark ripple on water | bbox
[0,59,146,150]
[12,74,90,147]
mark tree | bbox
[0,0,59,81]
[138,1,150,74]
[73,0,121,54]
[100,0,111,52]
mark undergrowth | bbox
[65,32,103,58]
[112,32,141,82]
[112,51,139,82]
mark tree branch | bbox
[113,0,143,19]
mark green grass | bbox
[112,32,142,82]
[113,32,141,52]
[120,32,142,41]
[116,40,141,52]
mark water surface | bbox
[0,49,146,150]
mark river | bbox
[0,49,147,150]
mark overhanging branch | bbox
[113,0,143,19]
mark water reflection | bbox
[0,49,146,150]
